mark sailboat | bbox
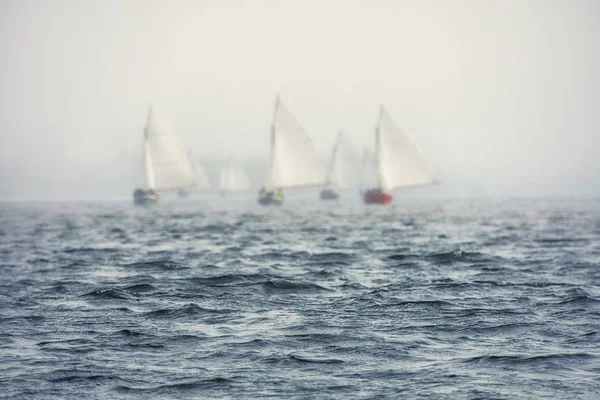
[258,96,327,206]
[362,105,435,205]
[219,159,251,195]
[320,131,361,200]
[133,106,197,205]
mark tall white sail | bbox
[143,141,155,189]
[376,106,435,191]
[266,96,327,190]
[143,107,196,191]
[220,160,251,192]
[361,148,379,188]
[326,131,361,187]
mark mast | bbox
[326,131,342,187]
[143,105,155,189]
[375,104,384,190]
[267,95,280,190]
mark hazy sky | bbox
[1,0,599,198]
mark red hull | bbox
[363,192,393,204]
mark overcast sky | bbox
[1,0,599,199]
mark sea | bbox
[1,197,599,399]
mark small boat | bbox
[362,105,436,204]
[320,131,360,201]
[132,105,197,205]
[362,188,393,204]
[258,95,327,205]
[319,188,339,200]
[133,188,158,206]
[257,188,284,206]
[220,159,251,196]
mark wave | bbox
[0,315,46,324]
[62,247,118,254]
[556,295,600,305]
[261,279,332,292]
[426,250,497,264]
[112,329,145,337]
[190,273,269,286]
[387,299,452,307]
[145,303,233,319]
[189,274,332,292]
[124,283,157,293]
[535,237,590,245]
[289,354,344,364]
[117,377,233,392]
[49,373,123,383]
[83,288,136,300]
[254,251,310,260]
[387,253,412,261]
[123,260,188,270]
[304,252,354,266]
[463,322,541,334]
[463,352,595,365]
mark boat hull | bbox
[363,191,392,205]
[133,189,159,206]
[320,189,339,201]
[258,197,283,206]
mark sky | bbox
[0,0,599,199]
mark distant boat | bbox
[258,96,327,206]
[220,159,251,195]
[133,106,197,205]
[362,105,436,205]
[320,131,360,201]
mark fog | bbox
[1,0,599,200]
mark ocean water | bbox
[1,198,600,399]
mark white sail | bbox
[361,148,379,188]
[266,96,327,190]
[191,155,210,190]
[326,131,361,188]
[376,106,435,191]
[220,160,251,192]
[143,107,196,191]
[143,141,155,189]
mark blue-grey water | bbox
[1,198,600,399]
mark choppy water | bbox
[1,198,600,399]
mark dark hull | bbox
[133,189,159,206]
[258,197,283,206]
[363,191,392,205]
[320,191,339,201]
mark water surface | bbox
[1,198,599,398]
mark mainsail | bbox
[361,148,379,189]
[326,131,361,187]
[375,106,435,191]
[220,160,251,192]
[266,96,327,190]
[143,106,197,192]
